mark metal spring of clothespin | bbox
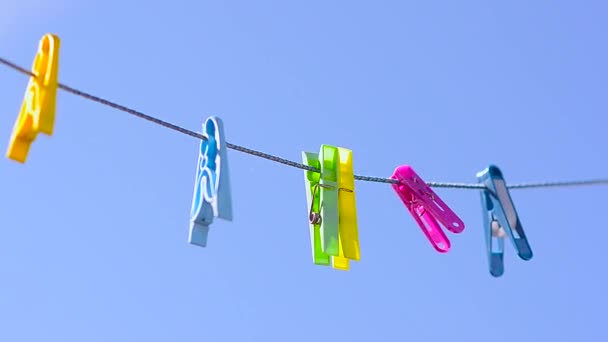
[408,176,436,217]
[308,183,353,225]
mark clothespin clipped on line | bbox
[477,165,532,277]
[6,33,60,163]
[302,145,360,270]
[189,116,233,247]
[391,165,465,253]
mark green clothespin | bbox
[302,145,341,259]
[319,145,340,256]
[302,151,331,265]
[303,144,360,270]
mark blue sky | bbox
[1,1,607,341]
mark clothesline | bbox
[1,56,607,190]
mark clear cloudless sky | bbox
[1,1,607,341]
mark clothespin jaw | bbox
[6,33,60,163]
[477,165,532,277]
[189,116,233,247]
[302,145,360,270]
[391,165,465,253]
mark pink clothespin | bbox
[391,166,465,253]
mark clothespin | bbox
[6,34,60,163]
[189,116,233,247]
[302,151,331,266]
[477,165,532,277]
[391,166,465,253]
[302,144,360,270]
[336,148,360,262]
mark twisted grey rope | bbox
[2,57,607,190]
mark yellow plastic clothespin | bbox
[333,148,360,269]
[330,147,360,270]
[6,33,61,163]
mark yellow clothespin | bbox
[6,33,61,163]
[332,147,360,270]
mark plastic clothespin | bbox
[336,148,360,262]
[302,145,360,270]
[477,165,532,277]
[189,116,233,247]
[6,33,60,163]
[302,151,331,266]
[391,165,465,253]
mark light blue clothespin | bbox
[189,116,233,247]
[477,165,532,277]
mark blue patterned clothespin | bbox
[189,116,233,247]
